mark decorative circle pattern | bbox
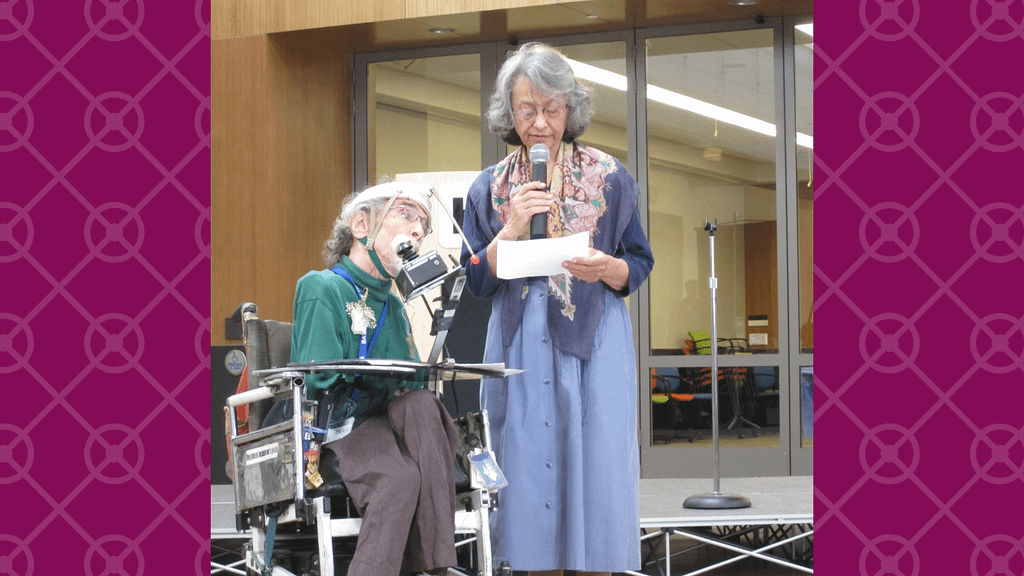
[970,203,1024,263]
[859,202,920,262]
[84,424,144,485]
[970,424,1024,484]
[969,93,1024,152]
[859,92,920,152]
[859,313,921,373]
[83,203,145,263]
[0,203,34,262]
[84,93,145,152]
[970,0,1024,42]
[84,0,144,42]
[969,313,1024,374]
[84,534,144,576]
[859,424,921,484]
[0,534,34,576]
[0,0,34,41]
[859,0,921,41]
[859,535,920,576]
[970,534,1024,576]
[3,1,212,573]
[0,425,34,485]
[0,314,34,373]
[83,313,144,374]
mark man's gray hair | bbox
[321,191,391,268]
[320,178,433,268]
[487,42,594,146]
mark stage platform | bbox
[633,476,812,575]
[212,476,813,575]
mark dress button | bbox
[545,419,552,427]
[546,460,553,469]
[543,378,550,385]
[545,501,553,509]
[542,336,549,343]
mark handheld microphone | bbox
[528,144,549,240]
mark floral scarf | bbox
[489,141,635,360]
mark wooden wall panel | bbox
[213,0,811,41]
[404,0,554,19]
[268,0,406,36]
[212,0,562,39]
[744,220,779,350]
[211,36,270,345]
[211,33,354,345]
[212,0,268,41]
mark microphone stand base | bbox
[683,493,751,509]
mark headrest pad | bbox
[358,181,432,215]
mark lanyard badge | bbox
[345,291,376,336]
[331,265,389,359]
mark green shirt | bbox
[290,256,424,420]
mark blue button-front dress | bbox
[480,277,641,572]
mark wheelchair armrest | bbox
[227,386,274,408]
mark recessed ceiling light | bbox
[730,0,759,5]
[585,14,599,19]
[428,27,455,34]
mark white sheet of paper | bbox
[496,231,590,279]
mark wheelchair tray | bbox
[231,420,298,512]
[254,359,520,380]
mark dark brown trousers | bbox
[324,389,460,576]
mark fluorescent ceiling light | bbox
[567,59,813,149]
[795,23,813,37]
[568,60,627,91]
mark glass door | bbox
[640,23,791,478]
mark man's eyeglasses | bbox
[392,204,431,234]
[514,103,567,123]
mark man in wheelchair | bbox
[268,180,461,576]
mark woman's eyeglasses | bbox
[514,103,567,123]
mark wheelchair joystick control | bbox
[393,235,418,261]
[392,234,451,302]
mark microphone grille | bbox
[529,144,549,163]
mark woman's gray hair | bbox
[321,182,393,268]
[487,42,594,146]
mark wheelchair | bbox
[225,289,512,576]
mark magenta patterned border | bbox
[3,0,1023,574]
[814,1,1024,575]
[2,0,211,574]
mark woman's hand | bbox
[501,181,552,240]
[485,181,553,280]
[563,248,630,291]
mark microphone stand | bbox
[683,219,751,510]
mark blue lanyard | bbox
[332,265,389,359]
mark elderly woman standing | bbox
[460,43,654,575]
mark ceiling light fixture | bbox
[428,27,455,34]
[795,23,813,37]
[567,58,812,149]
[730,0,759,5]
